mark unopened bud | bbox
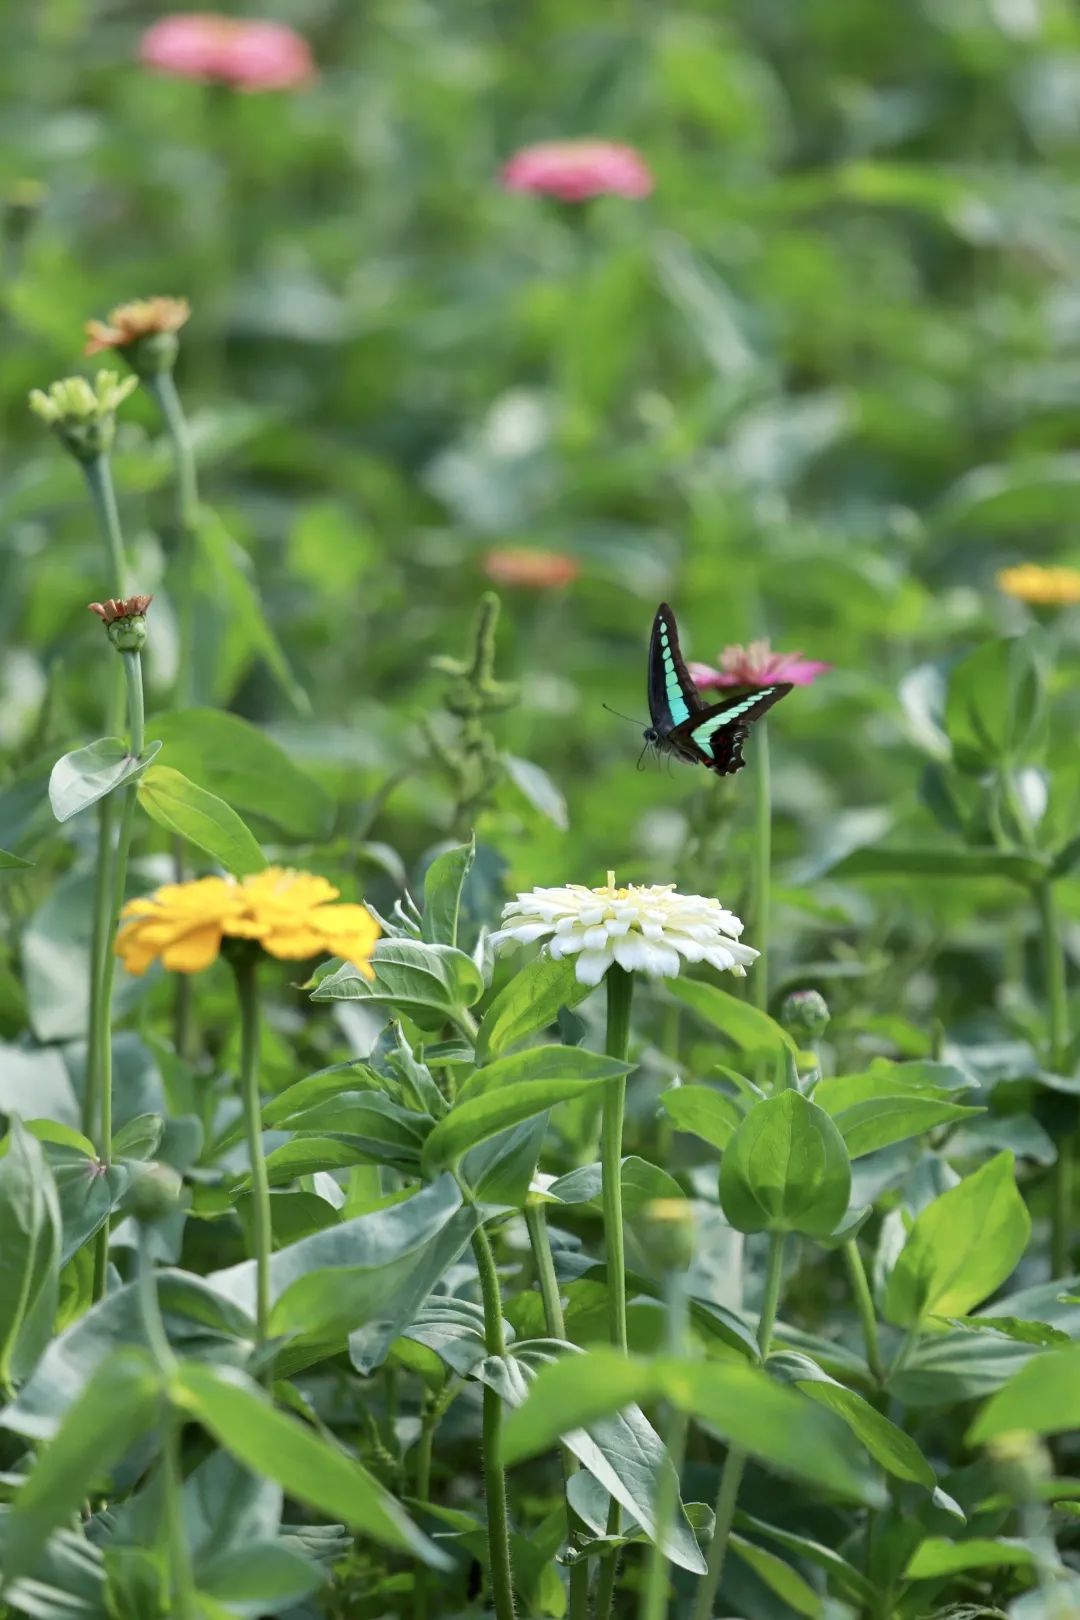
[88,595,152,652]
[986,1430,1053,1501]
[638,1197,695,1272]
[128,1160,185,1225]
[781,988,830,1044]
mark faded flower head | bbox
[691,639,831,691]
[85,296,190,373]
[502,140,653,203]
[139,13,315,91]
[482,547,579,590]
[89,595,153,652]
[116,867,380,978]
[490,872,757,988]
[29,370,137,459]
[997,563,1080,607]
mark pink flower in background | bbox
[139,13,314,91]
[483,547,579,590]
[502,140,653,203]
[691,640,831,691]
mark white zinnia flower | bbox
[489,872,758,988]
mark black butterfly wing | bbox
[667,683,792,775]
[648,603,705,735]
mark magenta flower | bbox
[690,640,831,691]
[139,13,314,91]
[501,140,653,203]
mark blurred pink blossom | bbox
[502,140,653,203]
[691,640,831,690]
[139,13,314,91]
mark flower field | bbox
[3,4,1080,1618]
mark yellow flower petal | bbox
[160,924,224,974]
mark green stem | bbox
[471,1224,516,1620]
[641,1269,690,1620]
[693,1235,785,1620]
[1037,880,1073,1276]
[750,720,771,1012]
[90,650,145,1299]
[82,454,130,593]
[595,964,635,1620]
[524,1202,591,1620]
[145,371,199,709]
[843,1239,885,1384]
[233,952,272,1364]
[83,792,116,1142]
[136,1236,197,1620]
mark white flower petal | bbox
[575,949,614,986]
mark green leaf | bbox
[48,737,162,823]
[476,953,593,1061]
[197,1541,324,1612]
[770,1353,935,1488]
[1,1348,162,1593]
[812,1072,981,1158]
[421,1065,622,1177]
[0,848,31,871]
[421,840,474,948]
[137,765,266,877]
[503,754,568,830]
[173,1361,449,1567]
[944,634,1046,772]
[729,1534,824,1618]
[968,1345,1080,1442]
[195,509,310,714]
[150,709,333,840]
[719,1091,852,1238]
[669,978,795,1057]
[734,1513,877,1608]
[905,1537,1036,1578]
[829,845,1047,884]
[0,1119,62,1391]
[457,1045,630,1105]
[884,1152,1031,1327]
[257,1091,430,1174]
[659,1084,742,1153]
[312,939,484,1032]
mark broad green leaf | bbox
[0,848,31,870]
[197,1541,324,1611]
[421,1069,621,1177]
[944,634,1046,772]
[173,1361,448,1567]
[312,939,484,1032]
[150,709,333,840]
[476,953,593,1061]
[770,1353,935,1488]
[812,1072,981,1158]
[421,839,474,947]
[48,737,162,823]
[669,978,795,1056]
[730,1534,824,1618]
[905,1537,1036,1578]
[884,1152,1030,1327]
[0,1119,62,1391]
[1,1348,162,1591]
[195,510,310,714]
[262,1089,430,1172]
[503,754,568,830]
[137,765,266,877]
[968,1345,1080,1442]
[734,1513,876,1608]
[457,1045,630,1105]
[719,1091,851,1238]
[659,1084,742,1153]
[830,845,1046,884]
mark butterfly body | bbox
[645,603,791,776]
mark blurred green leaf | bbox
[48,738,162,823]
[151,709,333,841]
[137,765,266,876]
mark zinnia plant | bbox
[139,12,315,91]
[502,139,654,202]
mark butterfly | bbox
[643,603,791,775]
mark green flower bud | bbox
[781,988,830,1044]
[29,370,138,463]
[638,1197,695,1273]
[127,1160,185,1225]
[88,595,152,652]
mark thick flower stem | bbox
[471,1224,516,1620]
[82,453,130,595]
[640,1267,690,1620]
[594,964,635,1620]
[750,721,771,1012]
[1037,880,1074,1277]
[843,1239,884,1384]
[524,1201,590,1620]
[233,952,272,1364]
[90,648,145,1300]
[136,1234,197,1620]
[144,370,199,708]
[693,1234,785,1620]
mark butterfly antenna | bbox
[603,701,648,729]
[636,739,653,771]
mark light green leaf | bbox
[312,939,484,1032]
[421,840,474,948]
[719,1091,851,1238]
[0,1119,62,1391]
[669,978,795,1057]
[905,1537,1036,1578]
[48,737,162,823]
[884,1152,1030,1327]
[137,765,266,876]
[457,1045,630,1104]
[812,1071,981,1157]
[830,845,1046,884]
[944,634,1046,773]
[195,510,310,714]
[0,849,31,871]
[968,1345,1080,1442]
[173,1361,448,1567]
[659,1084,742,1153]
[421,1067,621,1177]
[477,953,593,1061]
[730,1534,824,1617]
[503,754,569,830]
[150,708,333,840]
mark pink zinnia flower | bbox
[482,547,579,590]
[139,13,314,91]
[691,640,831,691]
[501,140,653,204]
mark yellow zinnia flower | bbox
[115,867,380,978]
[996,563,1080,606]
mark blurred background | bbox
[4,0,1080,1034]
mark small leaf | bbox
[49,738,162,823]
[669,978,795,1057]
[477,954,592,1061]
[905,1537,1036,1578]
[137,765,266,876]
[730,1534,824,1618]
[659,1084,742,1153]
[421,1066,621,1177]
[944,634,1046,773]
[421,840,474,948]
[719,1091,851,1238]
[0,849,31,871]
[503,754,568,830]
